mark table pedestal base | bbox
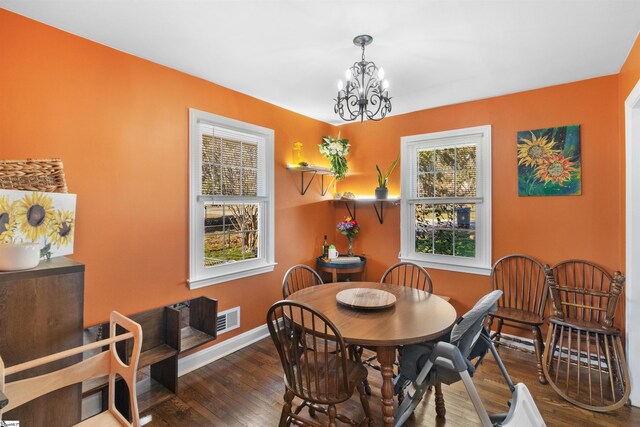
[377,346,397,427]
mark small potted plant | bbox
[375,157,399,199]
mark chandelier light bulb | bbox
[345,69,352,81]
[338,80,344,91]
[378,67,385,80]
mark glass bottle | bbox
[322,235,329,259]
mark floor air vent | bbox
[216,307,240,335]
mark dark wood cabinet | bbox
[0,257,84,427]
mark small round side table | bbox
[316,255,366,283]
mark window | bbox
[189,109,275,289]
[400,125,491,275]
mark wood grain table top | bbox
[287,282,458,347]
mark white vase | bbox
[0,243,41,271]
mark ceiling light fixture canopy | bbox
[334,35,392,122]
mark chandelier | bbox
[334,35,392,122]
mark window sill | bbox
[399,256,491,276]
[188,262,277,289]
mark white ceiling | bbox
[2,1,640,125]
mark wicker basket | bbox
[0,159,68,193]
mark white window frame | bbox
[400,125,492,276]
[188,108,276,289]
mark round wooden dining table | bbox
[287,281,457,427]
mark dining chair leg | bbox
[280,389,294,427]
[531,325,547,384]
[397,346,405,403]
[435,382,446,418]
[357,381,373,426]
[328,404,338,427]
[351,345,372,395]
[494,318,504,349]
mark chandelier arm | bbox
[346,93,361,119]
[335,91,361,121]
[366,93,382,119]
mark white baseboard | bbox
[178,322,270,377]
[82,322,270,419]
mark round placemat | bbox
[336,288,397,310]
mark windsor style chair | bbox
[486,254,548,383]
[282,264,324,298]
[542,260,629,411]
[267,300,372,426]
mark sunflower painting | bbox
[15,192,54,241]
[48,209,75,248]
[0,196,17,243]
[517,125,581,196]
[0,189,76,258]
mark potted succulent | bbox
[375,157,399,199]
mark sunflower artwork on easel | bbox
[517,125,581,196]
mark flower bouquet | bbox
[337,216,360,256]
[319,135,350,180]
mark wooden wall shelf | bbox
[136,371,175,413]
[287,165,336,196]
[83,296,218,417]
[171,296,219,352]
[330,197,401,224]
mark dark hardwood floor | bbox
[141,337,640,426]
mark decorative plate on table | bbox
[336,288,396,310]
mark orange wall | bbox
[0,9,337,336]
[336,76,624,325]
[1,9,636,339]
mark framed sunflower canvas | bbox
[0,189,76,258]
[517,124,581,196]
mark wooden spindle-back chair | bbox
[0,311,142,426]
[267,300,371,426]
[542,260,629,411]
[381,262,433,293]
[547,260,623,327]
[282,265,323,298]
[487,254,548,383]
